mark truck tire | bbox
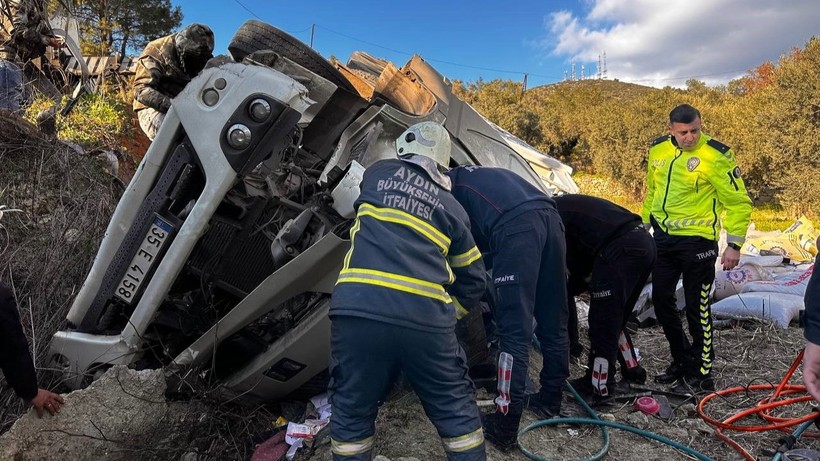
[228,20,355,93]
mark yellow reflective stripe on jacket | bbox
[357,203,450,253]
[343,218,362,269]
[337,268,452,303]
[453,298,469,320]
[331,436,374,456]
[448,246,482,268]
[442,427,485,452]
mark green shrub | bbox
[61,91,129,148]
[25,88,129,150]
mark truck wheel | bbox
[228,20,355,93]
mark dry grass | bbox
[0,113,119,431]
[627,322,816,460]
[0,115,286,461]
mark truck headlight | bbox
[227,124,252,149]
[249,98,271,122]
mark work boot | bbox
[567,376,616,406]
[481,411,520,453]
[573,356,615,393]
[612,379,632,395]
[670,374,715,395]
[654,361,685,384]
[525,391,561,420]
[622,365,647,385]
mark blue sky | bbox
[172,0,820,89]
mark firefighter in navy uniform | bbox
[329,122,487,461]
[447,165,568,452]
[643,104,752,394]
[555,194,656,400]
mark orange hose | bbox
[697,348,820,460]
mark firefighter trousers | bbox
[490,207,569,415]
[587,227,656,378]
[328,316,485,461]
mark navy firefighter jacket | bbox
[446,165,556,255]
[330,159,486,332]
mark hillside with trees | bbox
[38,1,820,217]
[455,36,820,215]
[51,0,181,57]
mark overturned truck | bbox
[48,20,577,402]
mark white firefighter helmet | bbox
[396,122,451,168]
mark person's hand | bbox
[721,246,741,270]
[30,388,64,418]
[804,343,820,402]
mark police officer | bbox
[133,23,214,140]
[447,165,568,452]
[643,104,752,394]
[329,122,487,461]
[555,194,656,400]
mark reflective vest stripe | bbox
[337,268,452,303]
[331,436,375,456]
[454,298,469,320]
[358,203,451,253]
[448,246,482,268]
[343,218,362,269]
[442,427,485,452]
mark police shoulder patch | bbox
[650,135,669,147]
[706,139,731,156]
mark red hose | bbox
[697,348,819,460]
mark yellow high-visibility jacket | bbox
[641,133,752,246]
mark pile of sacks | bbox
[629,216,817,329]
[711,257,812,328]
[710,216,817,328]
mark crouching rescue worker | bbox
[133,23,214,140]
[328,121,487,461]
[643,104,752,394]
[447,165,569,452]
[555,194,656,401]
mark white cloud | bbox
[540,0,820,88]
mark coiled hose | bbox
[517,382,715,461]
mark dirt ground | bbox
[304,322,820,461]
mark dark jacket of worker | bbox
[331,158,486,331]
[0,282,37,401]
[132,23,214,113]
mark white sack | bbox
[713,263,771,301]
[740,264,813,297]
[711,292,804,328]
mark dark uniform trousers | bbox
[651,221,718,378]
[491,207,569,416]
[587,227,656,379]
[329,316,485,461]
